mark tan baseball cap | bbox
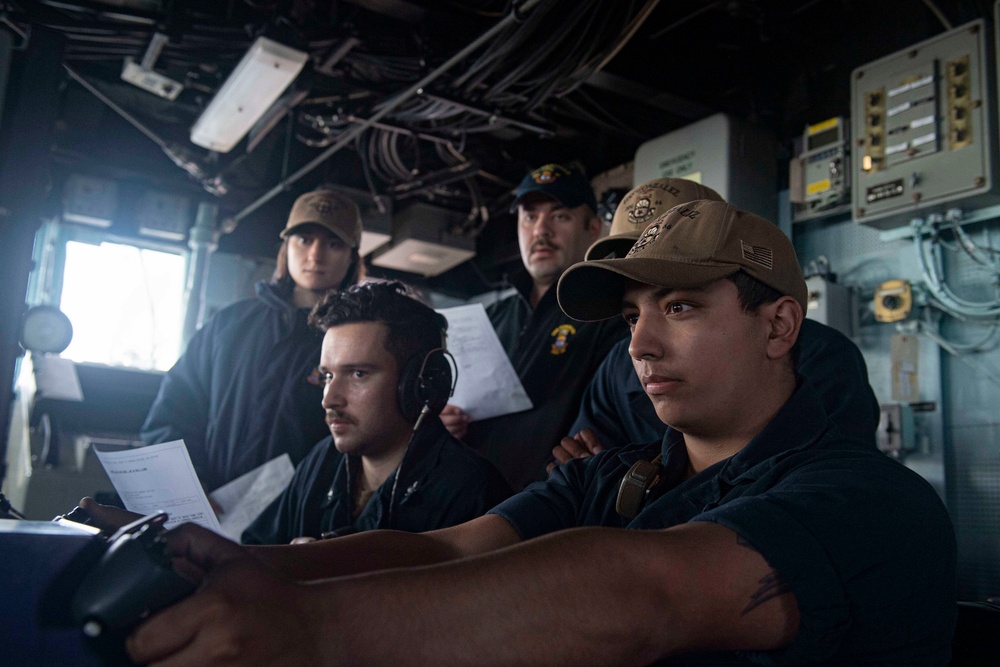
[558,200,807,321]
[281,190,362,248]
[586,178,724,260]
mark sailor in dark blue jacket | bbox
[141,189,363,492]
[243,281,510,545]
[443,163,627,491]
[553,178,880,468]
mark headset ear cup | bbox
[397,349,454,424]
[397,355,424,423]
[417,350,453,417]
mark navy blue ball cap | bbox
[510,163,597,213]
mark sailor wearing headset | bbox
[241,281,510,545]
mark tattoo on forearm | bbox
[743,570,792,615]
[736,535,792,615]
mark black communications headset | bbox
[396,347,457,428]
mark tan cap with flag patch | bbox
[558,200,807,321]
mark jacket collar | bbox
[653,378,837,496]
[255,279,298,313]
[329,416,452,526]
[620,378,839,523]
[507,270,562,314]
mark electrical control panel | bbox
[851,19,998,229]
[792,117,851,222]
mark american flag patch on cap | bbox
[741,240,773,269]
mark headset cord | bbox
[387,403,431,529]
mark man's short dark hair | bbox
[727,271,801,369]
[727,271,784,313]
[309,281,447,371]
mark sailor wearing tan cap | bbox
[124,200,955,667]
[141,189,363,493]
[276,189,364,308]
[552,178,880,470]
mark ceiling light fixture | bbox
[370,203,475,277]
[190,37,308,153]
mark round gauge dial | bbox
[20,305,74,354]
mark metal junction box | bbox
[851,19,998,229]
[633,113,778,223]
[805,275,853,336]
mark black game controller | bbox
[70,512,197,639]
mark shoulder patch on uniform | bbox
[307,366,324,386]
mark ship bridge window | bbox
[57,239,185,371]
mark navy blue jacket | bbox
[570,318,882,447]
[141,281,329,492]
[492,379,956,665]
[464,273,628,490]
[242,418,511,544]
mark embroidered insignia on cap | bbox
[307,367,324,386]
[740,240,774,269]
[311,199,333,214]
[627,195,658,227]
[531,164,570,184]
[627,222,664,256]
[550,323,577,355]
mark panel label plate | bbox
[865,179,905,203]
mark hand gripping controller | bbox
[70,512,197,638]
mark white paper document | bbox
[32,356,84,401]
[437,303,532,421]
[94,439,222,534]
[209,454,295,541]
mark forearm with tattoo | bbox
[737,535,792,615]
